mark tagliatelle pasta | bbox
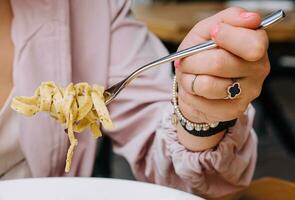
[11,82,113,173]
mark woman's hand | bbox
[175,7,270,151]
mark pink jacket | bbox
[11,0,257,197]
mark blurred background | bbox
[95,0,295,184]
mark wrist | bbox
[176,122,225,152]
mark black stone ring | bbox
[225,81,241,100]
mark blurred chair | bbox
[256,42,295,154]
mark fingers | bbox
[179,73,233,99]
[212,23,269,61]
[178,84,248,122]
[178,48,260,78]
[175,54,270,122]
[178,7,261,52]
[188,7,261,41]
[178,72,261,101]
[176,69,268,122]
[177,7,265,63]
[177,55,269,100]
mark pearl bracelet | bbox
[172,75,220,132]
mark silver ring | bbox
[224,80,241,100]
[191,75,198,94]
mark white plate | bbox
[0,177,204,200]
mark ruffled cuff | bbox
[158,104,257,196]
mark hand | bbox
[176,7,270,124]
[174,7,270,151]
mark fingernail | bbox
[210,23,220,39]
[174,59,181,68]
[240,12,257,18]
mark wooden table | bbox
[133,3,295,44]
[213,177,295,200]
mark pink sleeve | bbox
[106,0,257,198]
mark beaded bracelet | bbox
[171,75,236,137]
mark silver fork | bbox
[104,9,285,105]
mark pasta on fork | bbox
[11,82,113,173]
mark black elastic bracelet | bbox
[179,119,237,137]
